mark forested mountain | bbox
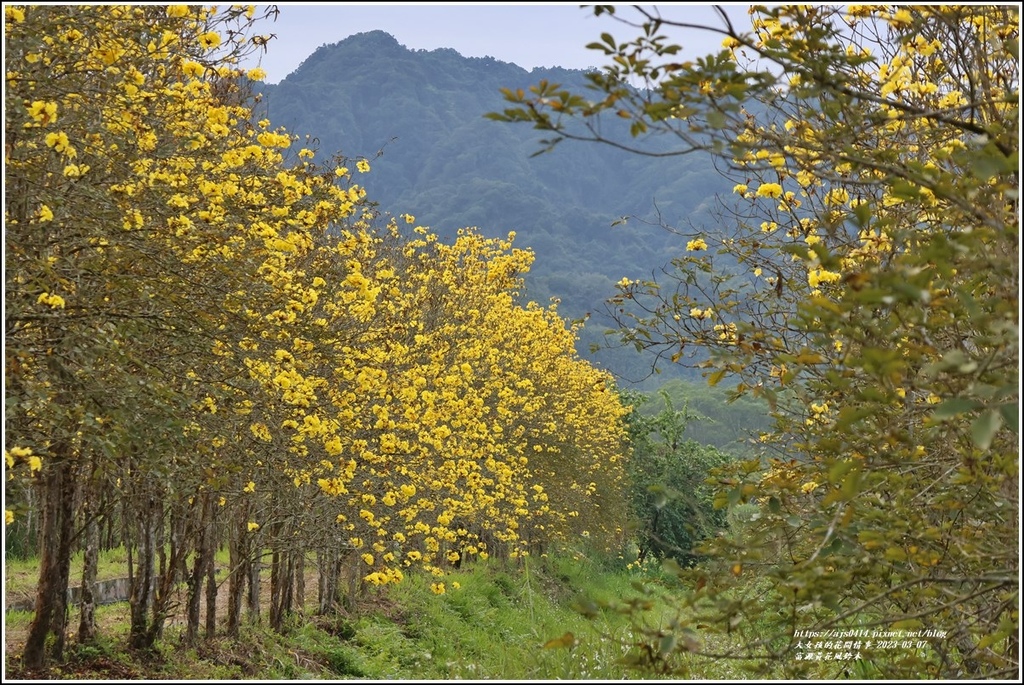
[253,30,734,386]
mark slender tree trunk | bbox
[185,494,213,645]
[270,546,282,631]
[102,507,115,551]
[22,444,76,669]
[77,493,100,645]
[283,552,294,619]
[139,499,192,650]
[295,551,305,615]
[317,548,337,615]
[204,537,218,639]
[226,519,246,636]
[246,549,261,625]
[315,544,331,614]
[274,549,295,629]
[128,493,156,650]
[269,522,297,632]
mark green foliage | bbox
[622,390,732,566]
[492,4,1019,680]
[641,379,772,454]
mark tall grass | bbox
[4,548,763,680]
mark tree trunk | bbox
[22,445,76,669]
[283,552,294,619]
[226,519,246,636]
[137,499,191,650]
[128,494,156,650]
[204,538,218,639]
[316,547,345,615]
[269,546,282,631]
[77,494,100,645]
[185,494,213,645]
[269,525,297,632]
[295,551,305,615]
[246,550,261,625]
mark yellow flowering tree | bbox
[250,216,631,607]
[5,2,636,665]
[491,4,1018,679]
[4,2,364,659]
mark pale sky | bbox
[243,3,753,84]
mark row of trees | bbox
[4,5,631,668]
[492,4,1018,679]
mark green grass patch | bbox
[4,550,755,680]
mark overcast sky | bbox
[243,3,753,84]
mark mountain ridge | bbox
[253,30,733,385]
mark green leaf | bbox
[931,397,983,420]
[662,557,683,577]
[1005,36,1019,60]
[707,369,726,387]
[573,596,601,618]
[828,459,857,485]
[998,402,1018,432]
[840,467,862,501]
[889,180,921,199]
[853,201,872,228]
[971,409,1003,451]
[884,547,907,562]
[542,631,576,649]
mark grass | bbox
[6,547,822,680]
[4,548,678,679]
[6,544,154,603]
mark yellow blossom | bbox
[44,131,70,153]
[27,100,58,125]
[37,292,66,308]
[182,60,205,78]
[756,182,783,199]
[686,237,708,251]
[198,31,221,49]
[63,163,89,178]
[356,159,371,173]
[807,267,841,288]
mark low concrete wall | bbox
[7,577,135,613]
